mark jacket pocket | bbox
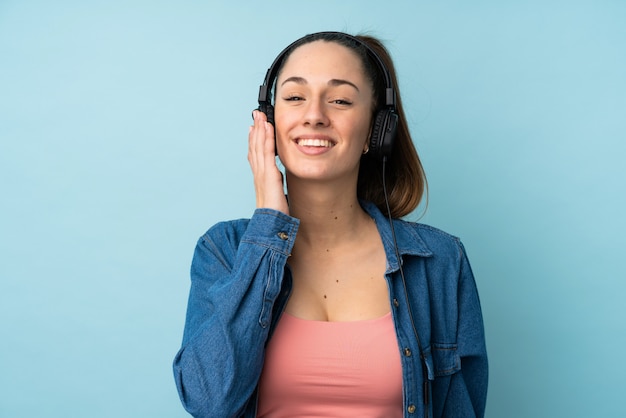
[424,343,461,379]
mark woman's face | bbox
[274,40,374,184]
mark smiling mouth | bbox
[296,138,335,148]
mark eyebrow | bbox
[280,76,360,92]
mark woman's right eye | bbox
[283,96,304,101]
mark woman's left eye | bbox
[332,99,352,105]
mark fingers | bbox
[247,110,288,214]
[248,110,274,171]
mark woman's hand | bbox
[248,110,289,215]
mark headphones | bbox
[257,31,399,160]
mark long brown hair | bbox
[355,34,427,218]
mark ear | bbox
[364,116,374,153]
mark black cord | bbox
[381,156,430,417]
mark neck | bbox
[286,179,371,247]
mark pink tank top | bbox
[257,312,403,417]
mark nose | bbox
[303,99,329,127]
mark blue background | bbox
[1,1,625,417]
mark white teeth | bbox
[298,138,333,147]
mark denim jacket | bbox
[173,201,488,418]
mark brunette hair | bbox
[275,32,428,218]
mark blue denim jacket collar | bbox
[360,200,433,271]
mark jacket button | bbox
[393,298,399,307]
[407,404,416,414]
[404,348,412,357]
[277,232,289,240]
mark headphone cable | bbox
[381,156,431,417]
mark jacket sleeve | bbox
[172,209,299,418]
[436,241,489,418]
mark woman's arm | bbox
[436,242,489,418]
[173,210,298,418]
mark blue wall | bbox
[1,1,624,416]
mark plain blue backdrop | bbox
[1,1,625,417]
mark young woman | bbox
[173,31,488,418]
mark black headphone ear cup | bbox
[258,103,275,125]
[369,109,398,159]
[256,103,277,155]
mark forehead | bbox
[277,40,367,82]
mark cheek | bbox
[273,119,287,144]
[273,108,300,143]
[354,116,373,145]
[272,104,287,132]
[273,116,291,153]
